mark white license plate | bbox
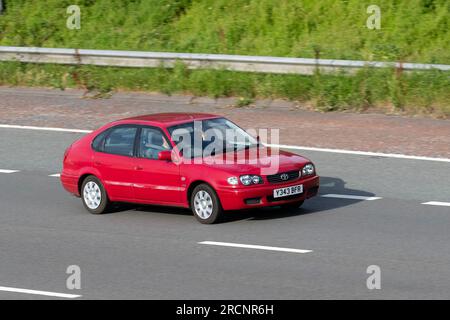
[273,184,303,198]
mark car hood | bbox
[202,147,311,175]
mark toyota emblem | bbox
[280,173,289,180]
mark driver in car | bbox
[141,132,170,159]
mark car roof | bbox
[119,113,220,127]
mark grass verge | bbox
[0,61,449,118]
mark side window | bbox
[138,127,171,160]
[103,126,137,156]
[92,129,109,152]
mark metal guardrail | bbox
[0,46,449,75]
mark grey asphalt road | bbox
[0,127,450,299]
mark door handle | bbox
[94,161,102,166]
[135,166,143,171]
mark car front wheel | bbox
[191,184,223,224]
[81,175,109,214]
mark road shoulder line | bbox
[0,124,92,133]
[2,124,450,163]
[266,143,450,163]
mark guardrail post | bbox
[313,45,321,74]
[396,61,404,78]
[74,48,81,64]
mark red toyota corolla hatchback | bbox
[61,113,319,224]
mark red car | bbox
[61,113,319,224]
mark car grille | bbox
[266,170,299,184]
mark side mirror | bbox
[158,150,172,161]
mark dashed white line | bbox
[0,169,20,174]
[49,173,61,177]
[198,241,312,254]
[320,194,382,201]
[0,124,92,134]
[0,286,81,299]
[422,201,450,207]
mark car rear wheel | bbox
[191,184,223,224]
[280,200,304,210]
[81,175,109,214]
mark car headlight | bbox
[227,177,239,185]
[240,175,263,185]
[302,164,315,176]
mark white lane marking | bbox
[265,143,450,163]
[0,169,20,174]
[321,194,382,201]
[0,286,81,299]
[49,173,61,177]
[0,124,92,134]
[198,241,312,254]
[422,201,450,207]
[1,124,449,163]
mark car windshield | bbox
[168,118,258,159]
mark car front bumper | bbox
[216,175,319,211]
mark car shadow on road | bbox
[222,176,377,222]
[106,202,192,217]
[107,176,376,223]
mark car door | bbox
[93,125,138,201]
[132,126,182,205]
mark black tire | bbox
[280,200,304,210]
[190,184,223,224]
[81,175,110,214]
